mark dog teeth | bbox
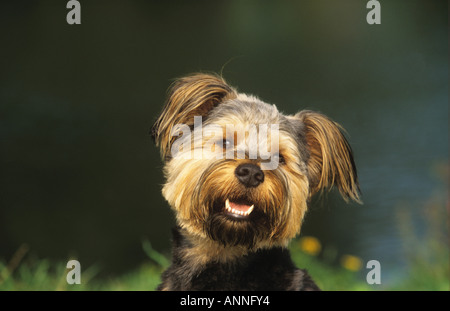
[225,199,254,216]
[225,199,231,211]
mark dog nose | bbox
[235,163,264,188]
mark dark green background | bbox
[0,1,447,279]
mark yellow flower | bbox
[340,255,363,271]
[299,236,322,256]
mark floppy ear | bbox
[293,110,362,203]
[152,73,237,159]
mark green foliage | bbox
[0,256,163,291]
[289,244,371,291]
[0,239,447,291]
[389,181,449,291]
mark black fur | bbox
[157,227,320,291]
[206,200,272,249]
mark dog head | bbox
[152,73,361,249]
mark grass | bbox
[0,233,447,291]
[0,246,367,291]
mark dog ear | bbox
[152,73,237,159]
[293,110,362,203]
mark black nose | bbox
[235,163,264,188]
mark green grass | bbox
[0,248,365,291]
[0,255,164,291]
[0,238,447,291]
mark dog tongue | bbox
[229,201,252,212]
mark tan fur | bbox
[181,233,250,265]
[152,73,237,158]
[293,111,362,203]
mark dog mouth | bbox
[224,198,255,218]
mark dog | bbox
[151,73,361,290]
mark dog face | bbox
[152,73,361,249]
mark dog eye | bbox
[273,153,286,165]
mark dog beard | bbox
[204,199,274,248]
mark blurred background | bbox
[0,0,447,289]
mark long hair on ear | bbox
[152,73,237,158]
[294,110,362,203]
